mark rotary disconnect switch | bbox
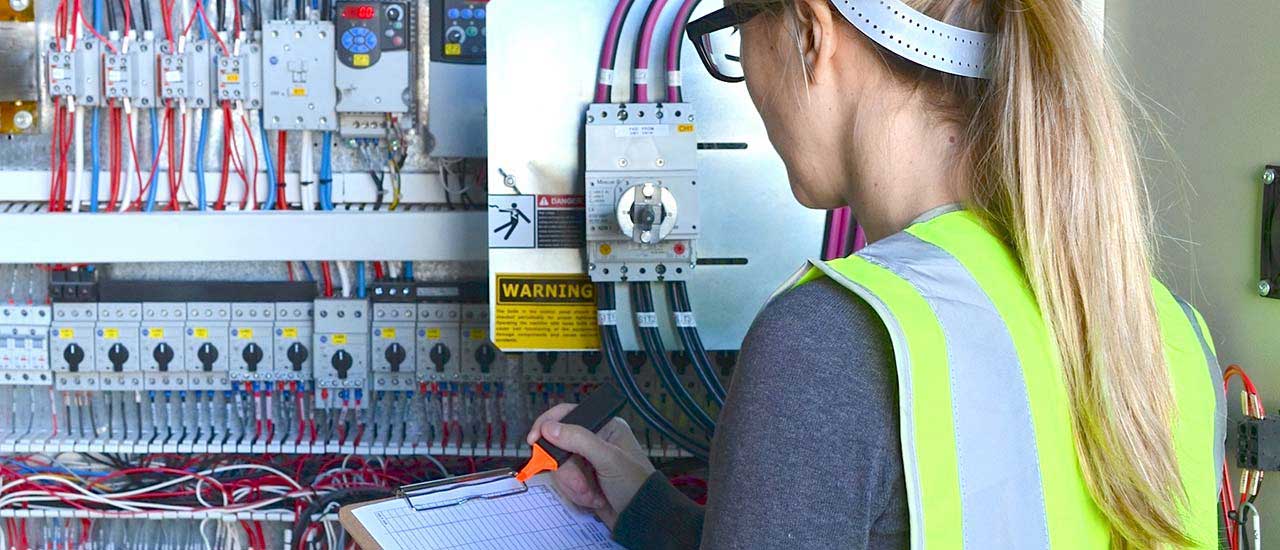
[616,182,679,245]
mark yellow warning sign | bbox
[494,274,599,350]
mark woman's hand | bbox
[526,403,656,529]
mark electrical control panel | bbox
[335,1,412,114]
[584,103,701,282]
[426,0,486,157]
[313,298,370,391]
[263,20,338,130]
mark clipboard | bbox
[338,469,621,550]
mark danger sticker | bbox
[494,274,599,350]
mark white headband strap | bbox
[830,0,993,79]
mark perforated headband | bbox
[831,0,993,79]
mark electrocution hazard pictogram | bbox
[493,274,599,350]
[488,195,536,248]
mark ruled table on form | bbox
[350,476,622,549]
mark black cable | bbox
[600,0,638,102]
[252,0,263,30]
[668,281,727,404]
[214,0,224,33]
[130,0,144,35]
[668,0,701,102]
[632,282,716,434]
[104,0,118,32]
[597,283,708,459]
[370,171,385,210]
[139,0,152,31]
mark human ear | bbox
[793,0,839,84]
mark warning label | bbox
[494,274,599,350]
[536,195,585,249]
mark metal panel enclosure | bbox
[485,0,826,351]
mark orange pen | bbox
[515,384,627,483]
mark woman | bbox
[528,0,1226,548]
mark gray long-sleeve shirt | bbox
[612,277,910,549]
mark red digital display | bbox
[341,5,375,19]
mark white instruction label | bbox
[614,125,671,138]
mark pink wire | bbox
[596,0,636,103]
[824,208,848,260]
[634,0,672,103]
[665,0,700,102]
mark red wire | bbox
[167,105,180,211]
[239,112,259,209]
[276,131,288,209]
[215,103,233,210]
[125,108,174,211]
[48,99,64,212]
[320,262,334,298]
[108,104,122,210]
[372,262,384,281]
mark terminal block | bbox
[230,303,275,382]
[185,302,231,391]
[263,19,338,130]
[0,304,51,386]
[584,103,700,282]
[51,303,98,391]
[313,299,369,392]
[215,42,263,108]
[159,40,214,107]
[416,302,460,382]
[141,303,188,391]
[96,303,143,391]
[371,302,416,392]
[274,302,314,380]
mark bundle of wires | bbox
[1222,364,1265,550]
[631,282,715,435]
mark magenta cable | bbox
[633,0,671,103]
[824,208,847,260]
[596,0,636,103]
[665,0,700,102]
[853,223,867,252]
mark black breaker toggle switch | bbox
[287,342,309,372]
[384,343,407,372]
[108,343,130,372]
[242,343,264,372]
[63,343,85,372]
[429,343,451,373]
[331,350,354,379]
[153,343,175,372]
[197,343,219,372]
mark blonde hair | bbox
[743,0,1188,546]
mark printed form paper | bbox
[350,474,623,549]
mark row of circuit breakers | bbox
[0,282,624,403]
[41,0,474,137]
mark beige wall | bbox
[1107,0,1280,525]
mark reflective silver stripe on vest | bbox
[859,232,1051,548]
[1172,296,1227,487]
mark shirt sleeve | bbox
[612,471,706,550]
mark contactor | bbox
[263,19,338,130]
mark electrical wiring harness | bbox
[1223,364,1265,550]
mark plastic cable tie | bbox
[635,312,659,328]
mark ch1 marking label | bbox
[494,274,599,351]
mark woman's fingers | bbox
[526,403,578,446]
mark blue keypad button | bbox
[475,8,485,19]
[461,8,473,19]
[447,8,458,19]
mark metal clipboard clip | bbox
[396,468,530,511]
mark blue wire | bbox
[319,131,334,211]
[89,108,102,212]
[355,261,366,298]
[0,457,105,478]
[403,261,413,281]
[260,116,276,210]
[301,261,315,281]
[195,109,211,211]
[144,109,161,212]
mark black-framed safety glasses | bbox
[686,3,766,83]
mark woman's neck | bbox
[840,94,970,243]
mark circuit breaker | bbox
[0,304,50,386]
[263,19,338,130]
[459,303,498,381]
[141,303,187,392]
[230,303,275,382]
[584,103,701,282]
[313,299,369,392]
[334,1,411,114]
[96,303,142,391]
[426,0,486,157]
[371,302,415,391]
[51,303,97,391]
[185,302,231,391]
[416,302,460,382]
[274,302,314,380]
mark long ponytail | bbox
[969,1,1189,547]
